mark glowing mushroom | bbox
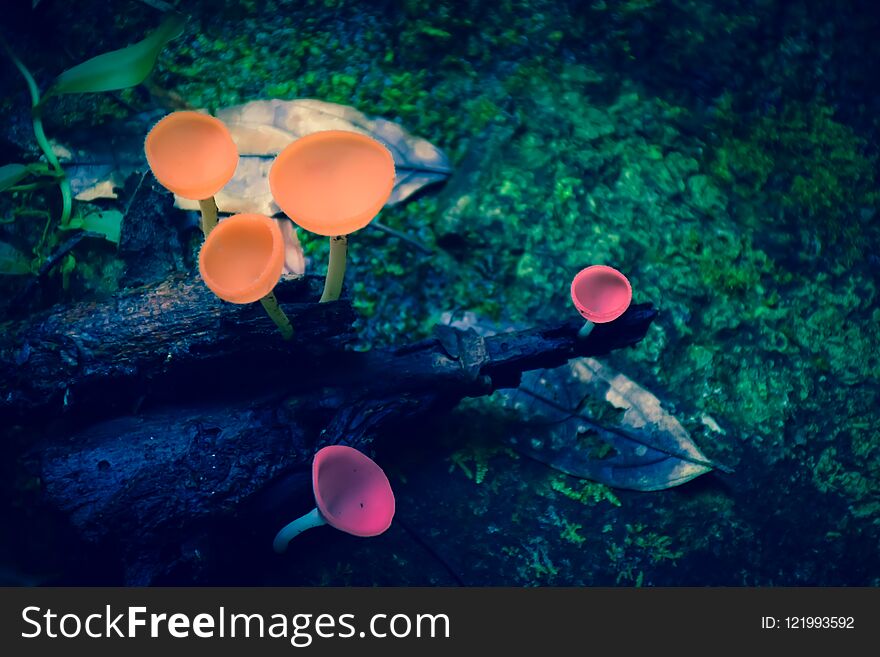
[145,111,238,236]
[269,130,395,303]
[570,265,633,338]
[199,213,293,339]
[273,445,395,553]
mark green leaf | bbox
[0,164,29,192]
[45,14,185,98]
[69,210,123,244]
[0,241,33,275]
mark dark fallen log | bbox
[0,273,356,427]
[37,305,656,584]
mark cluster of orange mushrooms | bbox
[143,112,639,553]
[144,111,396,339]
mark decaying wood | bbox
[0,273,356,426]
[32,296,656,584]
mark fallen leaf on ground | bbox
[496,358,720,490]
[279,218,306,276]
[59,99,452,216]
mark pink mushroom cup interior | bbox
[570,265,633,323]
[313,445,395,537]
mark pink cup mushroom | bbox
[570,265,633,338]
[273,445,396,553]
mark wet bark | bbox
[0,273,356,427]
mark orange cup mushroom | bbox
[199,213,293,339]
[269,130,395,303]
[145,111,239,236]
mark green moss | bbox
[606,523,683,585]
[549,474,622,508]
[687,174,727,215]
[708,99,878,259]
[559,520,586,545]
[524,539,560,581]
[447,442,518,485]
[813,446,880,521]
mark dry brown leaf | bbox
[496,357,720,491]
[573,358,702,459]
[174,99,452,215]
[59,100,451,215]
[278,218,306,276]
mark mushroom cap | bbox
[198,213,285,304]
[312,445,395,538]
[571,265,633,323]
[269,130,395,236]
[145,111,239,200]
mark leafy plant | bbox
[0,13,184,276]
[0,164,30,192]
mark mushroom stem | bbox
[319,235,348,303]
[273,507,326,553]
[577,320,595,339]
[197,197,219,236]
[258,291,294,340]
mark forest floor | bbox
[0,0,877,585]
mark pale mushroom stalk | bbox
[319,235,348,303]
[269,131,395,306]
[272,445,395,555]
[197,197,219,236]
[273,508,326,554]
[259,291,294,340]
[577,320,595,339]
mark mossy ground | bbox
[1,0,878,585]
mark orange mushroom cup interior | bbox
[199,213,285,304]
[269,130,395,236]
[145,111,239,200]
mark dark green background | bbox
[0,0,877,586]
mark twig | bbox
[370,220,432,255]
[7,230,103,312]
[135,0,175,11]
[36,230,103,277]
